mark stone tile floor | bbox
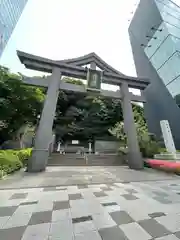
[0,166,178,189]
[1,180,180,239]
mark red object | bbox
[147,159,180,170]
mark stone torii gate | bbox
[17,51,149,172]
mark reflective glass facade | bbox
[0,0,27,57]
[144,0,180,97]
[129,0,180,148]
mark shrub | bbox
[0,148,32,178]
[140,136,160,158]
[118,146,128,156]
[0,151,22,175]
[158,148,167,153]
[16,148,32,165]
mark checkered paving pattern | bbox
[1,181,180,239]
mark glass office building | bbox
[0,0,28,57]
[144,0,180,97]
[129,0,180,148]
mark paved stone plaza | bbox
[1,168,180,239]
[0,166,178,189]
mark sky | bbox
[0,0,139,79]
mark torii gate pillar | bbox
[28,68,61,172]
[121,82,143,169]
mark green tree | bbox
[109,105,147,142]
[54,78,123,141]
[63,77,84,86]
[0,66,45,144]
[109,104,160,157]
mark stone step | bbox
[48,154,125,166]
[48,153,86,166]
[48,159,86,166]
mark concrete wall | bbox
[129,0,180,148]
[95,140,119,153]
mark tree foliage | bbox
[63,77,84,86]
[54,87,123,141]
[109,105,160,157]
[0,66,45,144]
[109,104,147,142]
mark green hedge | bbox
[0,148,32,178]
[15,148,32,165]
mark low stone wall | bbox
[48,153,86,166]
[87,154,126,166]
[95,140,119,153]
[48,153,126,166]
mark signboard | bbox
[87,69,102,91]
[72,140,79,145]
[160,120,176,154]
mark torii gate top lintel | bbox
[57,52,125,76]
[17,50,149,90]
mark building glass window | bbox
[167,75,180,97]
[150,34,176,70]
[155,0,180,16]
[144,22,169,58]
[165,21,180,38]
[0,0,27,57]
[158,50,180,85]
